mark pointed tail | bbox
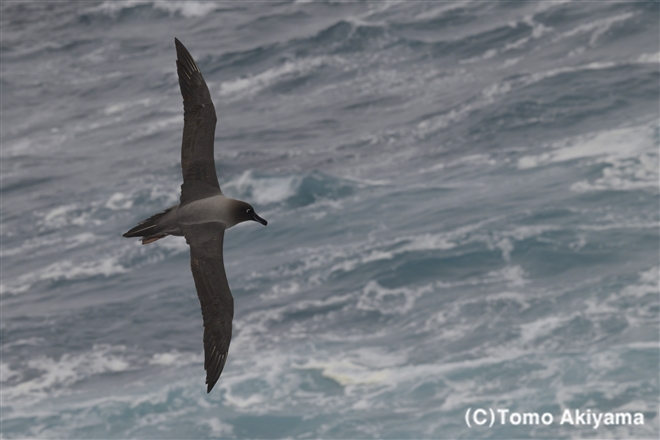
[123,207,174,245]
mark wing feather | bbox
[183,223,232,393]
[175,38,220,190]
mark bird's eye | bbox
[246,208,252,214]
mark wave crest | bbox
[223,170,354,207]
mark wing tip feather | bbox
[174,38,200,74]
[205,352,227,393]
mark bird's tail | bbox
[122,207,174,245]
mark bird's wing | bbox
[182,223,233,393]
[175,38,221,197]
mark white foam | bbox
[425,288,531,340]
[235,293,354,342]
[577,221,659,232]
[223,388,266,409]
[147,181,182,206]
[42,204,78,227]
[126,115,180,142]
[259,281,302,301]
[2,255,127,296]
[205,418,235,437]
[3,345,132,404]
[35,178,179,237]
[105,192,134,210]
[584,266,658,337]
[500,56,523,68]
[638,267,659,284]
[3,138,33,157]
[555,12,636,46]
[567,46,586,58]
[518,124,655,169]
[527,61,618,89]
[1,337,45,350]
[636,52,660,64]
[415,102,476,135]
[2,128,71,158]
[360,350,529,401]
[571,150,659,192]
[43,256,127,280]
[103,97,153,116]
[296,359,390,386]
[262,219,554,312]
[412,1,475,21]
[225,170,301,205]
[1,362,22,383]
[339,174,390,187]
[329,249,394,274]
[1,232,95,259]
[218,57,333,100]
[434,59,621,146]
[149,351,201,367]
[87,1,146,16]
[519,123,659,193]
[484,265,527,287]
[356,281,433,315]
[620,266,659,299]
[503,224,560,242]
[519,315,569,343]
[418,154,498,174]
[415,75,516,136]
[89,1,222,19]
[152,1,220,18]
[38,203,102,231]
[328,230,460,275]
[462,14,553,63]
[292,219,500,281]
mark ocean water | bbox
[1,1,658,439]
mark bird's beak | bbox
[253,212,267,226]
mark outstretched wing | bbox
[175,38,220,190]
[182,223,233,393]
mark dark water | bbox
[1,1,658,438]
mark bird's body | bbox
[123,39,267,392]
[178,195,242,227]
[126,193,257,240]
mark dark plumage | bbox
[175,38,220,190]
[123,39,267,393]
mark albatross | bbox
[123,39,267,393]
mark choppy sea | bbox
[1,1,659,439]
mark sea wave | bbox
[222,170,354,207]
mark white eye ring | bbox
[246,208,252,214]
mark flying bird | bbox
[123,39,267,393]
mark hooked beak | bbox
[253,212,267,226]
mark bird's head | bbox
[232,200,267,227]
